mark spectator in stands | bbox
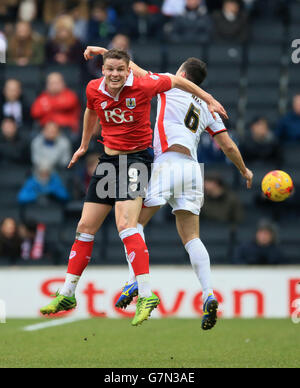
[19,220,45,261]
[162,0,186,17]
[212,0,249,43]
[17,0,38,22]
[120,1,164,41]
[240,117,282,166]
[277,94,300,142]
[46,14,84,65]
[65,0,89,43]
[7,20,45,66]
[197,132,227,163]
[201,172,244,224]
[0,116,30,164]
[47,1,90,44]
[19,219,62,264]
[87,1,118,45]
[164,0,211,43]
[0,78,31,126]
[31,72,81,134]
[0,0,19,23]
[233,220,283,264]
[42,0,66,24]
[0,217,21,264]
[18,161,70,205]
[31,121,72,169]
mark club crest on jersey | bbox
[126,98,136,109]
[101,101,108,109]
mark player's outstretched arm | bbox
[213,131,253,189]
[83,46,148,77]
[68,108,98,169]
[169,75,228,120]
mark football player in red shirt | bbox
[40,48,227,326]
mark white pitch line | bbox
[23,317,87,332]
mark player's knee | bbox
[117,221,133,234]
[77,219,97,235]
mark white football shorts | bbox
[144,151,204,215]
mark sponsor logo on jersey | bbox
[104,108,134,124]
[126,98,136,109]
[150,75,160,80]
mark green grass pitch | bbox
[0,318,299,368]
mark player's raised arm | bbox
[213,131,253,189]
[169,74,228,120]
[84,45,148,77]
[68,108,98,168]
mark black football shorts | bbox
[85,149,153,206]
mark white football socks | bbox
[185,238,214,302]
[60,273,80,297]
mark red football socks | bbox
[66,239,93,276]
[120,229,149,276]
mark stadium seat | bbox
[289,24,300,42]
[42,64,82,89]
[131,42,165,73]
[0,163,31,188]
[208,44,244,65]
[206,64,241,87]
[204,163,237,188]
[288,64,300,86]
[289,3,300,23]
[243,106,280,128]
[246,86,279,108]
[166,43,205,70]
[247,65,281,86]
[4,65,42,88]
[19,202,65,225]
[248,45,283,66]
[250,22,285,44]
[283,143,300,167]
[206,85,240,107]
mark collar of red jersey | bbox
[98,71,134,101]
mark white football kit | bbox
[144,80,227,215]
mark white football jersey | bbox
[153,75,227,161]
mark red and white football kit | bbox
[144,76,227,215]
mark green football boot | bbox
[40,292,77,315]
[131,292,160,326]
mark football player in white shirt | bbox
[84,46,253,330]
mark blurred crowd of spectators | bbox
[0,0,299,265]
[0,0,294,61]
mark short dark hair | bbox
[103,48,130,66]
[181,57,207,86]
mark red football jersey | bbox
[86,71,172,151]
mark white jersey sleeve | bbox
[204,111,227,137]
